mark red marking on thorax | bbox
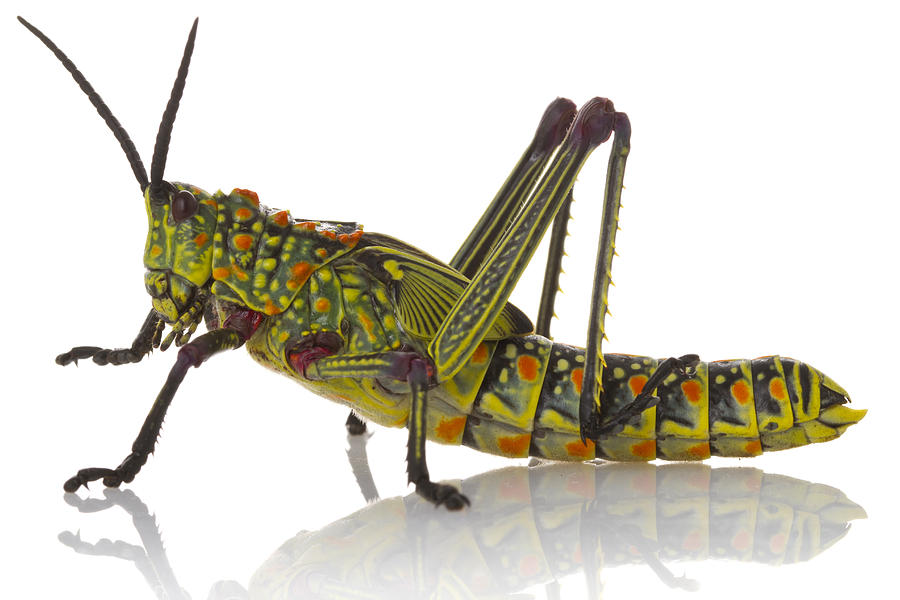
[233,188,260,206]
[272,210,290,227]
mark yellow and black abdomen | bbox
[436,340,865,462]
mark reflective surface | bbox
[57,436,865,600]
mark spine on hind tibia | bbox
[446,336,864,462]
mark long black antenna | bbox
[149,18,199,200]
[17,16,150,191]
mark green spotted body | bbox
[141,184,865,464]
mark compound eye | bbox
[171,190,198,222]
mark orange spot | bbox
[321,229,337,240]
[233,188,259,206]
[193,233,208,247]
[471,343,489,364]
[231,263,248,281]
[316,248,328,258]
[744,439,762,455]
[287,262,312,290]
[149,244,162,258]
[212,267,231,279]
[233,234,254,251]
[565,438,594,459]
[770,378,787,401]
[731,380,751,405]
[235,208,253,220]
[434,417,466,442]
[202,199,218,208]
[272,210,290,227]
[497,434,531,456]
[629,375,648,398]
[682,380,703,403]
[295,221,317,231]
[338,233,349,244]
[688,442,710,459]
[314,297,330,312]
[359,312,375,333]
[631,439,656,459]
[264,300,280,315]
[517,355,539,382]
[571,368,584,394]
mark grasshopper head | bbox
[143,182,217,323]
[21,16,204,329]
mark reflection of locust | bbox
[22,18,865,509]
[61,444,865,600]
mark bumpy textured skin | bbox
[148,184,865,462]
[247,463,865,598]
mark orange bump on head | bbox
[321,229,336,240]
[571,368,584,394]
[517,355,539,382]
[731,380,751,405]
[316,248,329,258]
[629,375,648,398]
[296,221,317,231]
[235,208,253,220]
[681,380,703,404]
[233,234,254,251]
[314,297,330,312]
[565,438,594,459]
[193,233,208,247]
[631,439,656,460]
[435,417,466,442]
[769,378,788,401]
[498,434,531,456]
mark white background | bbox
[2,1,898,598]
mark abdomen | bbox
[427,337,865,461]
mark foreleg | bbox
[63,316,256,492]
[56,309,163,366]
